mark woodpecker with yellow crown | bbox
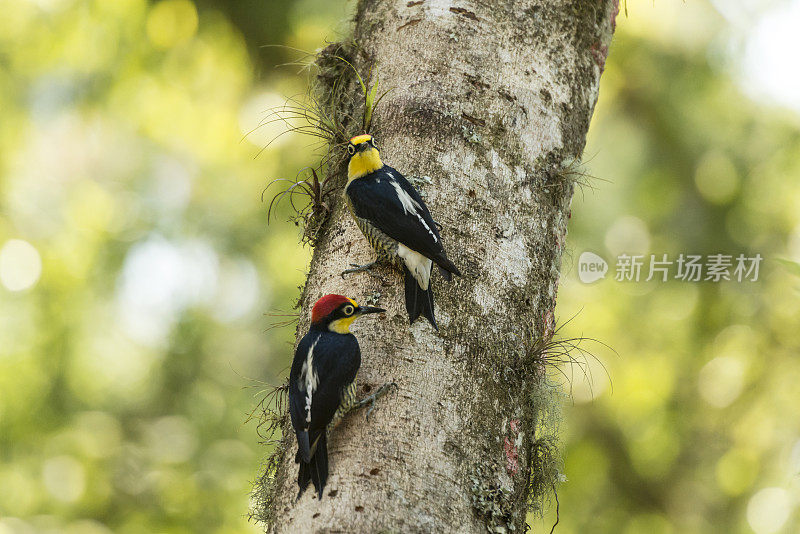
[343,134,460,330]
[289,294,391,500]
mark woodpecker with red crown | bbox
[289,294,392,500]
[342,134,461,330]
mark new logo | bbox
[578,251,608,284]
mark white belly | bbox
[397,244,433,290]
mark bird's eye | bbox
[370,138,377,148]
[343,305,354,315]
[347,144,355,155]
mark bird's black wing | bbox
[289,330,361,440]
[347,166,459,275]
[307,333,361,432]
[290,330,359,500]
[289,331,317,463]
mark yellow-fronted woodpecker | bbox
[342,134,460,329]
[289,294,390,500]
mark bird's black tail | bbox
[403,264,437,330]
[296,433,328,500]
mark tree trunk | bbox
[259,0,617,531]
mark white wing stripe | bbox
[389,179,438,243]
[301,337,320,424]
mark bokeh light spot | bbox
[629,418,680,479]
[716,448,759,496]
[604,216,651,256]
[0,469,38,516]
[698,355,747,408]
[42,455,86,503]
[694,150,739,205]
[790,439,800,478]
[144,416,198,464]
[0,518,34,534]
[0,239,42,291]
[74,411,123,459]
[239,91,296,149]
[146,0,198,49]
[747,487,791,534]
[743,1,800,112]
[212,258,261,322]
[117,236,218,346]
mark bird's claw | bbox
[340,261,378,278]
[361,382,398,421]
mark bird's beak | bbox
[356,142,371,153]
[357,306,385,315]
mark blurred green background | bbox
[0,0,798,533]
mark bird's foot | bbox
[341,261,379,278]
[357,382,398,420]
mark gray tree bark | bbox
[261,0,617,531]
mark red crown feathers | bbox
[311,294,353,324]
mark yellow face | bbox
[328,298,359,334]
[347,135,383,181]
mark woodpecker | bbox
[342,134,460,329]
[289,294,388,500]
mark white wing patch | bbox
[398,243,433,290]
[299,337,320,425]
[389,178,438,243]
